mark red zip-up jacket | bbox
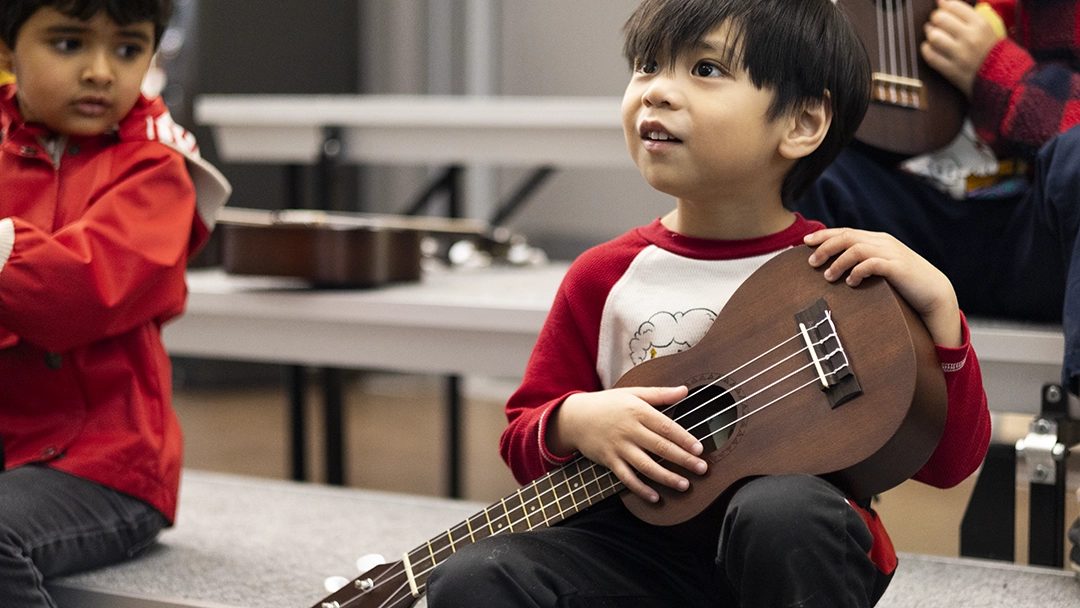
[0,84,230,521]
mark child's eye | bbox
[115,43,148,60]
[635,60,659,75]
[51,38,82,53]
[692,61,727,78]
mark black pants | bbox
[0,466,168,608]
[427,474,891,608]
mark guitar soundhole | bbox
[673,384,736,454]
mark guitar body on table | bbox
[838,0,969,155]
[309,245,948,608]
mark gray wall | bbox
[182,2,671,261]
[357,1,671,260]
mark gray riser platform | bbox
[48,471,1078,608]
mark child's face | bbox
[0,7,155,136]
[621,24,791,204]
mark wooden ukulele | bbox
[309,245,948,608]
[839,0,969,155]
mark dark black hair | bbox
[623,0,871,207]
[1,0,174,50]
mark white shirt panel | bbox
[596,245,785,389]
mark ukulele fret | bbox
[573,461,594,506]
[482,505,496,536]
[532,482,550,526]
[464,515,477,543]
[548,475,566,519]
[516,488,540,531]
[499,497,515,533]
[446,524,467,553]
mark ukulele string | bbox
[905,0,919,80]
[876,0,922,106]
[345,320,845,605]
[698,362,849,448]
[652,314,834,438]
[393,460,641,601]
[884,0,898,100]
[683,347,844,442]
[876,0,887,76]
[652,353,848,468]
[352,459,636,604]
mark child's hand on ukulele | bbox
[805,228,963,349]
[547,386,707,503]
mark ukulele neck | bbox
[397,458,623,597]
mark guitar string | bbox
[353,351,846,605]
[343,319,845,606]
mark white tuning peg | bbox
[356,553,386,574]
[324,575,349,593]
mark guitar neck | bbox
[402,457,623,596]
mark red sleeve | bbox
[911,312,992,488]
[970,3,1080,159]
[0,148,196,352]
[499,236,642,485]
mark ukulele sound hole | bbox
[673,384,736,454]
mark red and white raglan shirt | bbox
[0,84,230,522]
[499,215,991,575]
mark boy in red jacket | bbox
[0,1,229,605]
[427,0,990,606]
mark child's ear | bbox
[778,93,833,160]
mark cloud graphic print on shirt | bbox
[629,308,717,365]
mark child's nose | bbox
[641,75,681,109]
[82,51,114,85]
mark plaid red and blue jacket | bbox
[972,0,1080,159]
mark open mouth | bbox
[643,131,682,143]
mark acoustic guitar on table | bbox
[838,0,969,155]
[309,244,948,608]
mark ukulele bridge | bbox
[795,299,862,409]
[871,72,927,110]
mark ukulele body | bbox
[616,245,948,526]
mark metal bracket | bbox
[1016,417,1067,485]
